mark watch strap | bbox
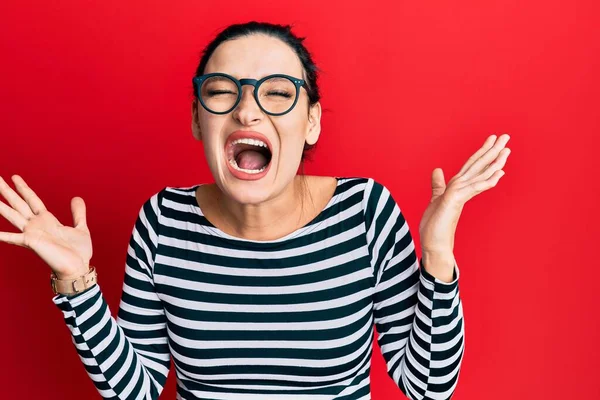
[51,267,97,295]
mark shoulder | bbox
[153,183,203,211]
[333,176,390,192]
[323,175,399,217]
[350,177,402,227]
[137,183,199,222]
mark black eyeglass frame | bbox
[192,72,306,116]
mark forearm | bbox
[53,284,169,399]
[410,259,464,399]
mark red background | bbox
[1,0,599,398]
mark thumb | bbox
[71,196,88,230]
[431,168,446,199]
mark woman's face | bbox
[191,34,322,205]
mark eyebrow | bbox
[204,76,232,83]
[207,72,301,80]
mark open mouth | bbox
[227,137,273,175]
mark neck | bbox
[215,175,310,241]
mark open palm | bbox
[0,175,92,280]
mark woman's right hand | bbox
[0,174,93,280]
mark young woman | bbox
[0,21,510,400]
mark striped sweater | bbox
[53,177,465,400]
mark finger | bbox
[0,175,35,219]
[431,168,446,199]
[469,147,511,184]
[461,134,511,181]
[0,231,26,247]
[71,197,88,230]
[0,198,28,231]
[12,175,48,215]
[457,135,498,177]
[461,170,505,201]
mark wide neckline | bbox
[190,177,344,244]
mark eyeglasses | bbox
[192,72,306,116]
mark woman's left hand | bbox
[418,134,512,282]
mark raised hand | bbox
[0,175,92,280]
[418,134,512,281]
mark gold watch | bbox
[50,267,97,295]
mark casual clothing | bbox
[53,177,464,399]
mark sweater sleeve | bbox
[52,189,171,400]
[363,178,465,400]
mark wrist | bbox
[421,252,456,283]
[51,266,97,296]
[54,260,91,280]
[54,267,91,281]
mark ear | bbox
[191,99,202,141]
[305,101,322,146]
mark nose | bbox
[232,84,263,126]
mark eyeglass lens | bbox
[200,76,297,114]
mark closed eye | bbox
[207,90,237,96]
[266,91,293,98]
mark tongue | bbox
[236,150,268,170]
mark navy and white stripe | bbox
[53,177,464,399]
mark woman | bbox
[0,21,510,400]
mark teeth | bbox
[229,158,267,174]
[227,137,270,175]
[231,138,268,148]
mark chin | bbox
[208,146,300,205]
